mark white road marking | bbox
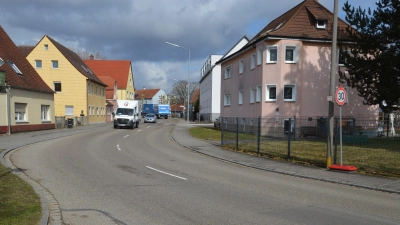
[137,129,141,132]
[117,145,121,151]
[147,126,151,128]
[123,135,129,138]
[146,166,187,180]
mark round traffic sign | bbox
[335,85,347,106]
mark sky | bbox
[0,0,376,93]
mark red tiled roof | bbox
[190,89,199,103]
[246,0,352,47]
[170,104,184,112]
[84,60,131,89]
[135,89,160,99]
[0,26,54,94]
[44,36,106,87]
[98,76,116,99]
[18,45,35,57]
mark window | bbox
[96,107,99,116]
[88,106,91,116]
[265,84,277,101]
[266,46,278,63]
[316,20,326,29]
[41,105,50,121]
[8,61,22,75]
[52,60,58,69]
[91,106,94,116]
[239,59,244,74]
[35,60,42,69]
[250,88,255,103]
[65,106,74,116]
[283,84,296,101]
[224,93,231,106]
[15,103,27,121]
[257,48,262,65]
[251,54,256,70]
[256,85,261,102]
[285,46,297,63]
[338,49,350,66]
[224,65,231,79]
[54,82,61,93]
[44,44,48,50]
[88,83,90,94]
[238,90,243,104]
[96,85,98,96]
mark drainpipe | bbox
[6,84,11,135]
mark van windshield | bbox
[116,108,133,116]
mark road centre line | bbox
[146,166,187,180]
[123,135,129,138]
[117,145,121,151]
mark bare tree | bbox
[70,47,107,60]
[169,80,198,105]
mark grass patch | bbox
[0,161,41,225]
[189,127,400,179]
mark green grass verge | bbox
[189,127,400,179]
[0,152,41,225]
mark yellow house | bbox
[25,35,107,124]
[84,59,135,101]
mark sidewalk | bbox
[171,120,400,194]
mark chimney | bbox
[89,54,94,60]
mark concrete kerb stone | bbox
[170,121,400,195]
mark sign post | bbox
[329,85,357,171]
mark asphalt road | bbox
[10,119,400,225]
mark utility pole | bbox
[327,0,339,167]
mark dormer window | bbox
[316,20,326,29]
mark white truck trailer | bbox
[113,100,140,129]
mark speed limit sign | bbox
[335,85,347,106]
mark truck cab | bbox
[113,100,140,129]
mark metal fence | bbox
[220,115,400,177]
[55,116,88,129]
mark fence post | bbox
[387,114,390,137]
[221,117,224,147]
[236,117,239,150]
[293,116,296,141]
[287,118,291,160]
[257,116,261,156]
[334,118,338,164]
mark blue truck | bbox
[158,104,170,119]
[141,104,159,118]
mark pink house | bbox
[219,0,378,122]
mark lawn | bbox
[189,127,400,179]
[0,150,41,225]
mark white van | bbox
[113,100,140,129]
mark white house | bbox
[199,36,249,122]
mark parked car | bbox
[214,117,220,128]
[144,113,157,123]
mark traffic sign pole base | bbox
[329,164,357,171]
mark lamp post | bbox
[166,41,190,123]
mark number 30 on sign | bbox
[335,85,347,106]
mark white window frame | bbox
[256,85,261,102]
[238,90,243,105]
[239,59,244,74]
[15,103,27,122]
[52,60,59,69]
[224,93,231,106]
[316,20,326,29]
[54,82,61,93]
[224,65,231,79]
[44,44,48,50]
[266,45,278,63]
[41,105,50,121]
[8,61,22,75]
[250,88,255,103]
[285,45,298,63]
[283,84,297,102]
[250,54,256,70]
[257,48,262,65]
[65,105,74,116]
[88,106,91,116]
[35,60,42,69]
[265,84,277,102]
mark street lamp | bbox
[166,41,190,123]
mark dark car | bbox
[214,117,220,128]
[144,113,157,123]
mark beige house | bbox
[0,26,55,134]
[219,0,378,123]
[24,35,107,124]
